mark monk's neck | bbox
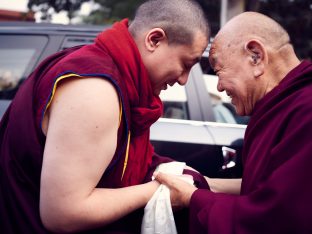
[262,52,300,96]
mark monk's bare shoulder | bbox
[42,77,119,135]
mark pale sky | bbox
[0,0,28,12]
[0,0,93,24]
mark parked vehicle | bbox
[0,21,247,178]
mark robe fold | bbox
[189,60,312,234]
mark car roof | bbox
[0,21,109,35]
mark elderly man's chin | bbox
[234,104,244,116]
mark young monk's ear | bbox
[244,40,265,77]
[145,28,167,52]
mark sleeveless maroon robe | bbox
[0,20,171,233]
[0,19,208,234]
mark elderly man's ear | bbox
[145,28,167,52]
[244,40,265,78]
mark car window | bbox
[203,74,235,124]
[158,70,243,123]
[203,74,249,125]
[0,35,48,99]
[159,84,189,120]
[61,36,95,50]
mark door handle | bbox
[221,146,237,170]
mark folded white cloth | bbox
[141,162,193,234]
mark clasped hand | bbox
[154,172,197,210]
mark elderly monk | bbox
[156,11,312,233]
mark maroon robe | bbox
[0,20,169,233]
[189,61,312,234]
[0,20,208,233]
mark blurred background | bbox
[0,0,311,61]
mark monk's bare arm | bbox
[205,177,241,194]
[40,78,159,233]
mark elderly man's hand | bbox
[154,172,197,209]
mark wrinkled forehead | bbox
[208,34,234,70]
[208,43,219,69]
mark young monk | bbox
[0,0,210,233]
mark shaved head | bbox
[209,11,293,75]
[214,12,290,54]
[209,11,300,116]
[129,0,209,45]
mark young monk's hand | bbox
[154,172,197,210]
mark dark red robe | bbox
[189,61,312,234]
[0,19,208,233]
[0,20,168,233]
